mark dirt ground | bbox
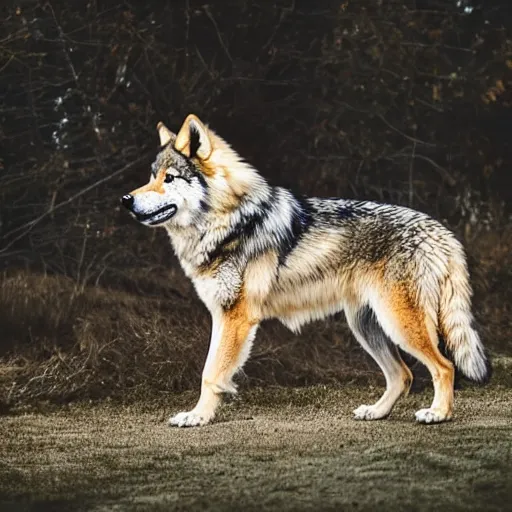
[0,385,511,512]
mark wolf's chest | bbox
[192,270,242,313]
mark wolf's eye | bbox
[164,174,174,184]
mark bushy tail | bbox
[439,258,491,383]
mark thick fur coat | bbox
[122,114,490,427]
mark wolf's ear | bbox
[157,122,176,147]
[175,114,212,161]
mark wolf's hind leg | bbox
[346,305,413,420]
[370,284,454,424]
[169,299,258,427]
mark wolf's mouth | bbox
[136,204,177,225]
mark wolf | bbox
[121,114,490,427]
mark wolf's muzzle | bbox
[121,194,176,224]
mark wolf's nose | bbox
[121,194,134,209]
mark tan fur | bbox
[194,296,258,424]
[131,168,166,195]
[176,114,213,161]
[160,115,265,213]
[169,295,259,427]
[399,358,414,396]
[157,122,175,146]
[244,251,278,310]
[385,283,454,418]
[200,131,262,211]
[209,296,259,384]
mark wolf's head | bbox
[122,114,265,229]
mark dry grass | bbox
[0,270,371,407]
[0,271,206,404]
[1,225,511,407]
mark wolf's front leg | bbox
[169,300,259,427]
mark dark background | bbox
[0,0,511,404]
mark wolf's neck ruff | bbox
[122,114,490,428]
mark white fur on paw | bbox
[168,410,209,428]
[415,408,451,424]
[353,404,388,420]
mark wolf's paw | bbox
[353,404,388,421]
[168,410,211,428]
[415,408,451,424]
